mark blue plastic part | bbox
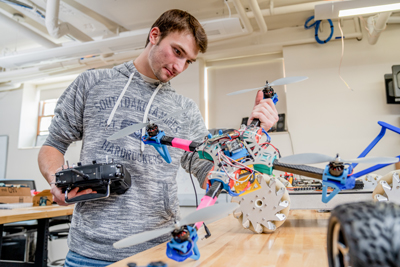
[209,178,231,194]
[208,177,250,197]
[166,226,200,262]
[142,131,172,163]
[304,16,334,44]
[321,164,355,203]
[219,130,223,135]
[271,94,279,105]
[208,133,212,139]
[262,128,271,143]
[223,147,248,160]
[147,263,167,267]
[352,121,400,172]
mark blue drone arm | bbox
[351,121,400,177]
[142,131,172,163]
[166,226,200,262]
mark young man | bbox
[38,9,278,266]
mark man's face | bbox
[148,31,199,83]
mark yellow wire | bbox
[338,20,353,91]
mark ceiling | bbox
[0,0,318,56]
[0,0,398,87]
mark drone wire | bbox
[224,0,231,18]
[188,141,207,208]
[261,142,281,158]
[337,19,352,91]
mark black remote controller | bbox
[55,161,131,203]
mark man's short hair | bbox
[145,9,208,53]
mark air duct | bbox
[45,0,93,42]
[248,0,267,33]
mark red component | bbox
[255,128,263,143]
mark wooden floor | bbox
[109,210,331,267]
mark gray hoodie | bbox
[43,61,213,261]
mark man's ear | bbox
[148,27,161,45]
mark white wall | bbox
[207,54,284,129]
[283,24,400,175]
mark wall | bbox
[283,24,400,175]
[206,54,284,129]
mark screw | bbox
[255,195,258,198]
[262,218,265,221]
[273,206,276,209]
[262,197,265,200]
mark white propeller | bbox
[113,202,239,249]
[227,76,308,96]
[278,153,399,165]
[107,108,189,141]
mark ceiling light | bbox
[315,0,400,20]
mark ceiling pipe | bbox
[0,83,22,92]
[367,12,392,45]
[0,12,58,48]
[231,0,253,33]
[246,1,326,18]
[387,16,400,23]
[248,0,268,33]
[45,0,93,42]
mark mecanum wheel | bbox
[372,170,400,205]
[327,201,400,267]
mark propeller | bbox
[227,76,308,96]
[107,108,189,141]
[113,202,239,249]
[278,153,399,165]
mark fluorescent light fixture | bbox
[315,0,400,20]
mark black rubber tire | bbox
[327,201,400,267]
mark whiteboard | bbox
[0,136,8,178]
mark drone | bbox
[107,77,399,262]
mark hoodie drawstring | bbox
[141,83,162,153]
[106,72,135,129]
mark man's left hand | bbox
[248,90,279,130]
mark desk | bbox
[109,210,331,267]
[0,205,74,267]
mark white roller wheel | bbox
[372,170,400,205]
[231,174,290,233]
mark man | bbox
[38,9,278,266]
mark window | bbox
[36,99,58,146]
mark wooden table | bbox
[0,205,74,267]
[109,210,331,267]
